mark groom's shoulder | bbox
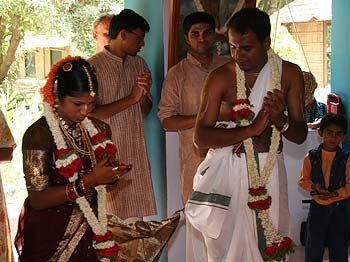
[282,59,302,76]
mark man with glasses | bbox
[88,9,156,221]
[158,11,230,261]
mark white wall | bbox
[283,130,322,245]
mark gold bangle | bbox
[72,180,82,198]
[66,184,75,201]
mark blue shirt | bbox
[305,98,327,122]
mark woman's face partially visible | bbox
[56,92,95,125]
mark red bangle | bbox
[66,182,79,201]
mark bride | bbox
[15,56,131,261]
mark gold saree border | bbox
[48,208,88,262]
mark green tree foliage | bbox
[0,0,122,82]
[53,0,123,57]
[257,0,295,15]
[0,0,59,81]
[0,0,122,204]
[271,23,308,71]
[0,85,42,202]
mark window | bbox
[25,52,36,78]
[50,50,63,66]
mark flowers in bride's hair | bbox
[230,98,255,126]
[40,56,81,105]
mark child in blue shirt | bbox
[298,113,349,262]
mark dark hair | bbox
[228,8,270,43]
[183,12,215,35]
[109,9,150,39]
[320,113,348,134]
[56,59,98,101]
[93,14,113,31]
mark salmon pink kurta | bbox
[158,53,230,204]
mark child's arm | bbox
[298,155,314,192]
[298,155,328,195]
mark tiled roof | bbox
[270,0,331,23]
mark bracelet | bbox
[74,178,85,197]
[72,181,80,198]
[280,118,289,133]
[73,180,83,198]
[66,182,79,201]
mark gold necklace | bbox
[59,118,80,138]
[59,121,90,155]
[80,124,96,165]
[52,108,90,155]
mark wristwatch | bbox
[280,118,289,133]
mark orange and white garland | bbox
[44,102,118,261]
[235,49,294,261]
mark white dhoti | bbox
[186,148,290,261]
[185,50,290,261]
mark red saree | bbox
[15,117,110,261]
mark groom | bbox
[187,7,307,261]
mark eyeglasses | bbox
[127,30,145,43]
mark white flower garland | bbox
[93,240,116,250]
[44,102,108,236]
[236,49,284,246]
